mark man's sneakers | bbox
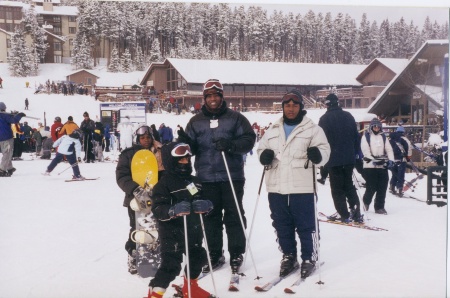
[279,253,299,277]
[202,253,225,273]
[230,253,243,273]
[128,250,137,275]
[300,260,316,278]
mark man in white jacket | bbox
[360,118,395,214]
[257,89,330,280]
[43,129,84,180]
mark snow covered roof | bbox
[375,58,409,74]
[166,58,365,86]
[0,27,12,35]
[33,0,61,4]
[0,1,26,7]
[368,39,449,113]
[34,5,78,16]
[67,69,99,78]
[42,29,65,42]
[416,84,443,103]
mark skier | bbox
[147,142,213,298]
[80,112,96,163]
[24,98,29,110]
[51,116,63,142]
[115,125,164,275]
[318,93,363,223]
[177,79,256,274]
[257,89,330,279]
[0,102,25,176]
[361,118,395,214]
[58,116,79,137]
[43,129,84,180]
[388,129,409,196]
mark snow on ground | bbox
[0,64,448,298]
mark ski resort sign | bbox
[99,101,147,132]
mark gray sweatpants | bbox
[0,138,14,172]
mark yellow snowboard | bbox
[130,149,160,278]
[131,149,158,189]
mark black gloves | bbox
[192,200,213,214]
[168,201,191,218]
[307,147,322,164]
[214,138,235,152]
[177,128,192,144]
[18,112,26,118]
[260,149,275,165]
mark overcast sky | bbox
[135,0,449,24]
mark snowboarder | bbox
[43,129,84,180]
[115,125,164,275]
[147,142,213,298]
[257,89,330,279]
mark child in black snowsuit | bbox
[147,142,213,298]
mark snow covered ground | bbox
[0,64,448,298]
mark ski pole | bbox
[242,166,267,271]
[311,163,324,286]
[183,215,192,298]
[199,214,218,297]
[57,162,79,175]
[221,152,260,279]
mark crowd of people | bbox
[112,79,422,298]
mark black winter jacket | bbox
[116,145,149,207]
[318,106,360,167]
[184,101,256,182]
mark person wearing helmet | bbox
[0,102,26,177]
[115,124,164,275]
[43,129,84,180]
[51,116,64,142]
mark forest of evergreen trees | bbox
[8,1,449,75]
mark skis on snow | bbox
[254,267,299,292]
[64,177,100,182]
[318,212,388,231]
[284,262,325,294]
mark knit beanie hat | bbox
[83,112,89,117]
[203,79,223,99]
[68,116,73,121]
[0,102,6,111]
[325,93,339,107]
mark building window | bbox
[53,26,61,34]
[5,23,13,32]
[54,55,62,63]
[54,42,61,51]
[69,27,76,34]
[6,11,12,20]
[69,16,77,22]
[53,16,61,23]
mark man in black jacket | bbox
[80,112,96,162]
[318,93,363,223]
[177,79,256,274]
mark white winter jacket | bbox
[360,131,394,169]
[52,135,82,157]
[257,116,330,194]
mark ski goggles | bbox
[203,79,223,92]
[135,125,152,136]
[281,93,302,104]
[171,143,192,157]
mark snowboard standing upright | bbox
[131,149,161,278]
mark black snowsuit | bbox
[149,144,207,289]
[80,118,95,162]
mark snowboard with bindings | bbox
[131,149,161,278]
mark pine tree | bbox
[108,45,121,72]
[22,6,48,63]
[148,39,162,63]
[8,29,31,77]
[121,48,133,72]
[71,34,93,69]
[134,45,145,71]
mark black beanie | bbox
[325,93,339,107]
[282,89,304,110]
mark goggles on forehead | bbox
[281,93,302,104]
[171,143,192,157]
[135,125,152,136]
[203,79,223,92]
